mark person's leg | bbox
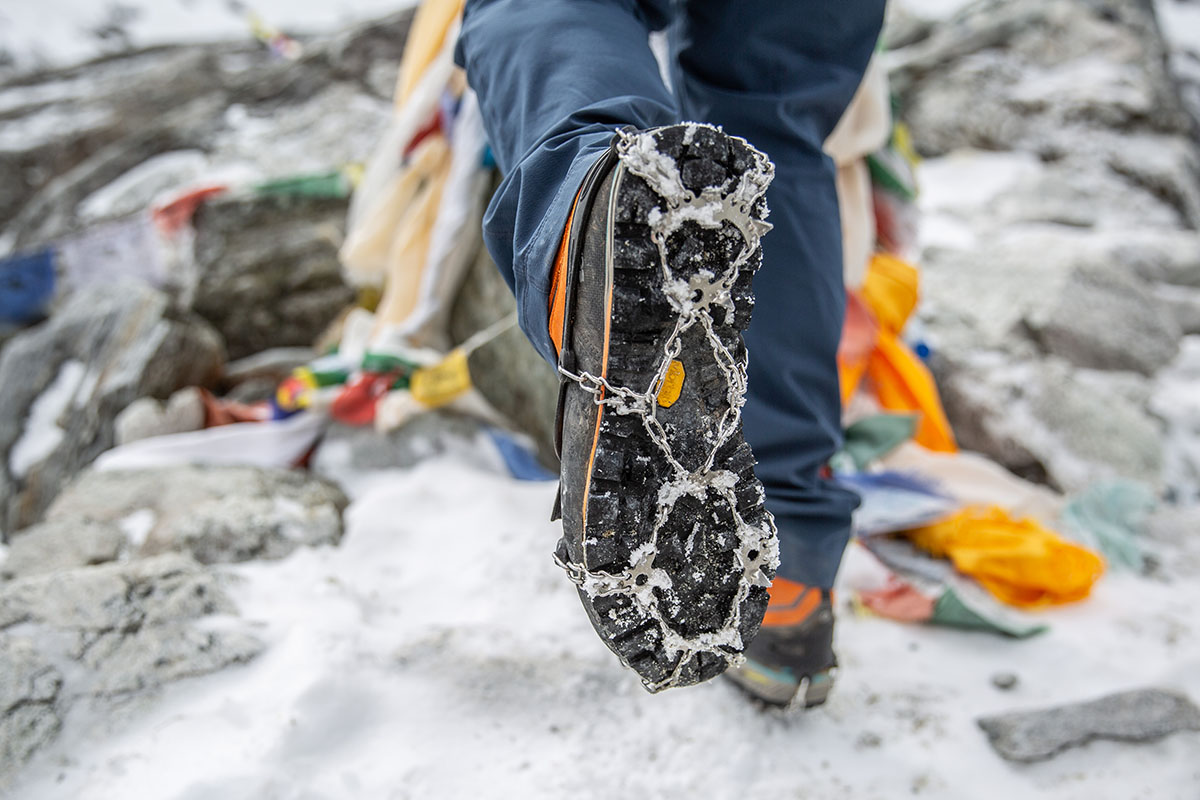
[458,0,783,691]
[673,0,886,591]
[454,0,675,367]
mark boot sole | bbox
[556,124,779,692]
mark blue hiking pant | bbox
[456,0,885,589]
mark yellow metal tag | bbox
[410,349,472,408]
[656,360,685,408]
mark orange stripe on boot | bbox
[548,190,584,357]
[763,578,822,627]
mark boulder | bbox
[935,355,1164,492]
[891,0,1190,157]
[0,636,62,787]
[114,386,207,446]
[1025,264,1181,375]
[312,414,494,483]
[448,240,559,469]
[36,465,349,567]
[1,518,123,579]
[920,228,1181,374]
[0,282,224,535]
[191,192,356,360]
[0,555,262,783]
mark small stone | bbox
[977,687,1200,762]
[114,387,207,446]
[856,731,883,749]
[991,672,1019,691]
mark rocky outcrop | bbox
[191,193,356,360]
[0,283,223,536]
[0,555,263,785]
[3,465,350,570]
[891,0,1200,497]
[0,10,414,245]
[449,239,559,469]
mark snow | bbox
[119,509,158,551]
[8,359,88,479]
[0,0,419,73]
[1156,0,1200,56]
[9,451,1200,798]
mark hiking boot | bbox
[549,123,779,692]
[723,579,838,708]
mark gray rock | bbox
[191,192,355,360]
[920,229,1181,375]
[1106,133,1200,230]
[312,415,492,479]
[448,237,559,469]
[1025,265,1181,375]
[936,356,1164,492]
[1,5,411,244]
[0,636,62,786]
[222,347,315,388]
[1116,230,1200,287]
[0,282,224,535]
[1,518,123,579]
[978,687,1200,762]
[991,672,1019,691]
[0,553,234,632]
[0,48,230,239]
[0,555,262,781]
[114,387,207,446]
[892,0,1190,157]
[1152,284,1200,335]
[42,465,348,565]
[223,377,281,406]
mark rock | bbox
[1152,284,1200,335]
[448,239,559,469]
[207,84,391,186]
[1025,264,1181,375]
[0,282,224,535]
[991,672,1019,691]
[1106,133,1200,230]
[1,7,407,246]
[0,555,262,780]
[315,10,415,97]
[223,377,280,406]
[312,415,493,480]
[222,347,315,388]
[0,48,231,238]
[0,636,63,787]
[39,465,348,566]
[977,687,1200,762]
[936,356,1164,492]
[1,518,123,579]
[1116,230,1200,288]
[114,387,207,446]
[191,192,355,360]
[1157,0,1200,132]
[920,228,1181,375]
[891,0,1190,157]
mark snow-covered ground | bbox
[8,451,1199,799]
